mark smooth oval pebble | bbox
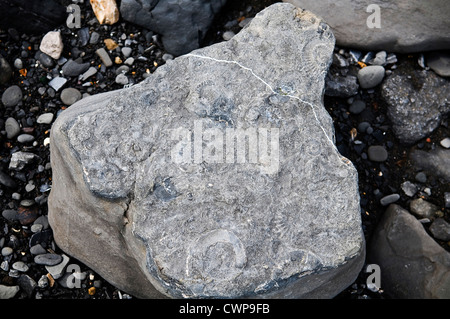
[368,145,388,162]
[12,261,29,272]
[60,88,82,105]
[17,134,34,143]
[1,247,13,257]
[380,193,400,206]
[34,254,63,266]
[5,117,20,139]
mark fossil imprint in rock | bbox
[48,3,365,298]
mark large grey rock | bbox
[410,149,450,182]
[120,0,227,56]
[48,4,365,299]
[369,204,450,298]
[283,0,450,53]
[381,63,450,145]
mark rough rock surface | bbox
[369,205,450,299]
[381,63,450,145]
[283,0,450,53]
[119,0,227,56]
[49,3,365,299]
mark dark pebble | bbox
[17,206,39,225]
[368,145,388,162]
[0,170,17,188]
[1,85,22,107]
[349,100,366,114]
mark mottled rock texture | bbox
[284,0,450,53]
[49,3,365,299]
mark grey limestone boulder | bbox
[283,0,450,53]
[369,204,450,298]
[48,3,365,299]
[120,0,227,56]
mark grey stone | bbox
[121,47,132,58]
[12,261,29,272]
[37,113,54,124]
[283,0,450,53]
[369,204,450,299]
[13,58,23,69]
[115,73,128,85]
[9,151,38,170]
[368,145,388,162]
[2,209,18,221]
[1,247,13,257]
[62,60,90,77]
[445,193,450,208]
[80,67,98,81]
[410,198,440,219]
[60,88,82,106]
[357,65,385,89]
[349,100,366,114]
[381,64,450,145]
[48,4,365,299]
[380,194,400,206]
[48,77,67,92]
[34,253,63,266]
[401,181,417,197]
[0,285,19,299]
[5,117,20,139]
[0,171,16,189]
[30,244,47,255]
[371,51,387,66]
[36,51,54,68]
[440,137,450,149]
[120,0,228,56]
[17,274,36,297]
[2,85,22,107]
[0,55,12,85]
[90,31,100,44]
[411,149,450,182]
[17,134,34,144]
[46,254,70,280]
[430,218,450,242]
[96,48,113,67]
[325,74,359,98]
[222,31,235,41]
[427,51,450,77]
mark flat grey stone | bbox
[48,4,364,299]
[34,253,63,266]
[46,254,70,280]
[48,77,67,91]
[80,67,98,81]
[380,193,400,206]
[369,204,450,299]
[62,59,90,77]
[5,117,20,139]
[37,113,54,124]
[96,48,113,67]
[283,0,450,53]
[1,85,22,107]
[0,285,19,299]
[368,145,388,162]
[17,134,34,144]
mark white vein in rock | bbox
[185,53,350,165]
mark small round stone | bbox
[37,113,54,124]
[357,65,385,89]
[60,88,82,105]
[115,73,129,85]
[368,145,388,162]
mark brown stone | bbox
[90,0,119,25]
